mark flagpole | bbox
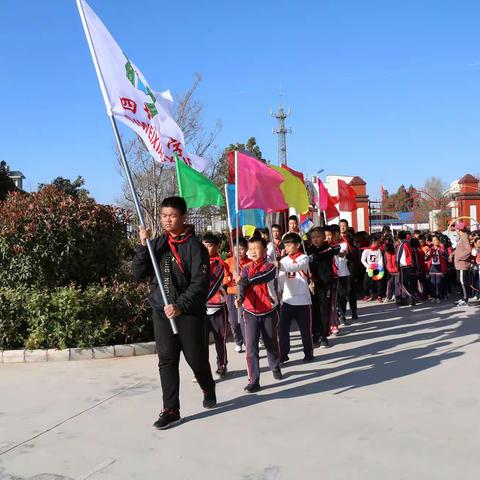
[234,151,240,275]
[76,0,177,334]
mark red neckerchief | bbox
[210,255,226,269]
[248,256,267,278]
[273,239,283,256]
[289,251,303,262]
[166,229,193,273]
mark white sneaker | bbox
[234,345,243,353]
[435,298,441,304]
[457,300,468,307]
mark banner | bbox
[78,0,207,171]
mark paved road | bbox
[1,301,479,480]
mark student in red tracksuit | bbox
[384,239,398,302]
[411,237,428,300]
[203,233,229,378]
[236,237,282,393]
[396,230,416,305]
[224,237,250,352]
[425,235,448,302]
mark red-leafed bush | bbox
[0,186,130,289]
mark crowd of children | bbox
[201,216,480,393]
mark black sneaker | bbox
[203,389,217,409]
[303,355,314,363]
[280,355,289,364]
[153,409,181,430]
[215,367,228,378]
[272,367,283,380]
[244,382,261,393]
[320,337,329,348]
[351,313,358,320]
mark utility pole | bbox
[270,92,292,165]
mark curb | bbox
[0,342,156,364]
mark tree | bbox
[39,176,90,200]
[423,176,448,200]
[0,161,16,201]
[117,75,222,235]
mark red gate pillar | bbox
[454,174,480,228]
[348,176,369,232]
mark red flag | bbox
[281,164,305,183]
[325,193,339,221]
[338,179,357,211]
[227,151,235,183]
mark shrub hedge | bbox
[0,281,153,350]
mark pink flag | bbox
[236,152,288,212]
[315,178,329,211]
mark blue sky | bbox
[1,0,480,204]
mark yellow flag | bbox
[270,166,310,214]
[243,225,257,237]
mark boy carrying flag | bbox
[235,237,282,393]
[202,233,229,378]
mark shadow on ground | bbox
[185,301,480,424]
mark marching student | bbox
[425,234,448,302]
[236,237,282,392]
[384,238,399,302]
[202,233,228,378]
[308,227,341,347]
[333,224,351,324]
[278,232,314,363]
[325,226,340,334]
[396,230,416,305]
[132,196,216,430]
[287,215,300,234]
[224,237,250,352]
[267,223,285,262]
[361,234,384,302]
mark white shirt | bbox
[361,248,384,270]
[279,254,311,306]
[335,241,350,277]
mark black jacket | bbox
[307,243,341,288]
[132,226,210,316]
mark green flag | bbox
[175,155,225,208]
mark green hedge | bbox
[0,281,153,350]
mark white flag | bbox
[78,0,208,171]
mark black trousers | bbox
[207,307,228,369]
[152,308,215,411]
[338,275,357,318]
[279,303,313,358]
[311,284,332,339]
[457,269,472,301]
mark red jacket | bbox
[385,251,398,273]
[396,241,414,268]
[238,258,278,315]
[207,256,227,307]
[425,246,448,273]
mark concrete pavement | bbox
[1,300,479,480]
